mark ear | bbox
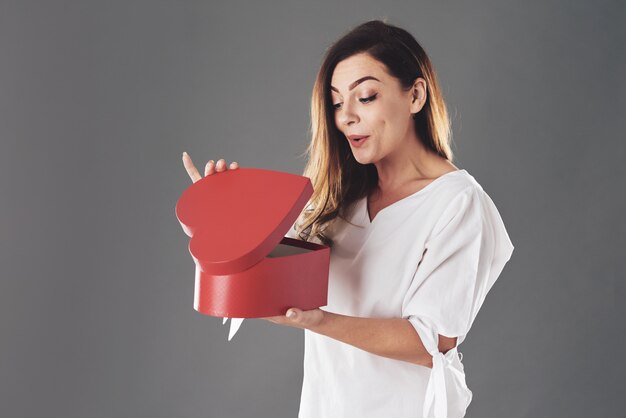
[410,77,427,116]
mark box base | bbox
[193,237,330,318]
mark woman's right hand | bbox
[181,152,240,183]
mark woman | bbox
[182,19,514,418]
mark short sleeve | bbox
[403,185,514,343]
[402,185,514,418]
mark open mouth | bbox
[349,136,370,147]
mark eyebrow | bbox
[330,76,381,93]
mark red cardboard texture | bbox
[175,168,330,318]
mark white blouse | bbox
[288,169,515,418]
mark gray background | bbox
[1,1,624,417]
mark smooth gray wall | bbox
[1,1,624,417]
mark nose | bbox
[336,100,359,129]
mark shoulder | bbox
[430,170,514,259]
[438,169,483,196]
[429,170,482,212]
[429,171,487,236]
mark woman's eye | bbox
[333,93,378,111]
[360,93,378,103]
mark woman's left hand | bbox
[260,308,325,330]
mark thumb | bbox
[286,308,301,320]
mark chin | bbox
[352,154,375,165]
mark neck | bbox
[372,134,451,195]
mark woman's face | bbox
[330,53,424,165]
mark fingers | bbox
[182,152,240,183]
[215,159,227,172]
[182,152,202,183]
[213,159,239,173]
[204,160,215,177]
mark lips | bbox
[348,135,369,147]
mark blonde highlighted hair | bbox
[293,19,454,246]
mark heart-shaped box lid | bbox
[175,168,313,275]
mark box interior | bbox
[266,242,314,257]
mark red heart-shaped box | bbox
[175,167,330,318]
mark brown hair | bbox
[294,19,454,246]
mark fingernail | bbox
[209,160,214,164]
[182,152,187,158]
[286,310,296,319]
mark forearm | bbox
[308,311,433,368]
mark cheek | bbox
[381,102,410,134]
[371,98,402,125]
[367,106,396,138]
